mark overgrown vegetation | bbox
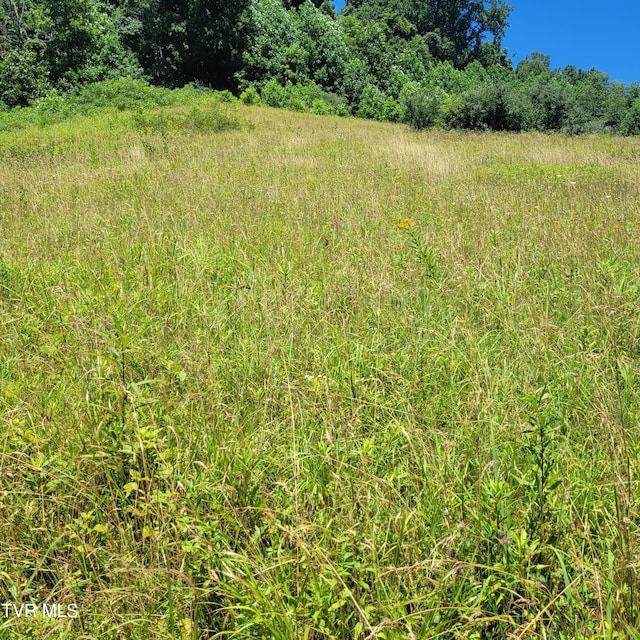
[1,0,639,134]
[1,96,639,638]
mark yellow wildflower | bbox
[396,218,416,229]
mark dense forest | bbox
[1,0,640,133]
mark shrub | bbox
[524,81,571,131]
[72,77,173,111]
[260,82,348,115]
[261,79,290,108]
[399,83,443,130]
[446,82,526,132]
[620,98,640,136]
[560,100,595,135]
[287,96,306,112]
[340,58,373,109]
[213,90,236,103]
[34,92,69,115]
[240,87,261,105]
[0,47,50,109]
[438,93,462,126]
[356,84,386,120]
[291,83,347,112]
[310,99,333,116]
[382,97,402,122]
[131,105,242,134]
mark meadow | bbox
[1,94,639,639]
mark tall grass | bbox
[1,96,639,639]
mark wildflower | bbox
[500,535,509,545]
[396,217,416,229]
[458,521,466,529]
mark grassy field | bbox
[1,96,639,639]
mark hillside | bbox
[1,99,640,638]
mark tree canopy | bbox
[1,0,638,134]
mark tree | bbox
[40,0,140,89]
[294,1,349,91]
[516,52,551,84]
[109,0,250,88]
[237,0,300,88]
[341,15,392,89]
[621,97,640,135]
[344,0,512,67]
[0,0,52,106]
[0,0,32,51]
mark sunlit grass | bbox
[1,98,639,638]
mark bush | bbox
[382,97,402,122]
[524,81,571,131]
[399,83,443,130]
[287,96,306,112]
[213,90,236,103]
[72,77,173,111]
[340,58,373,109]
[310,99,333,115]
[621,98,640,136]
[560,100,595,135]
[0,47,51,109]
[260,81,348,115]
[291,83,347,113]
[261,79,290,108]
[33,92,68,115]
[240,87,261,105]
[131,105,242,134]
[446,82,526,132]
[356,84,387,120]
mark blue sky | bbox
[332,0,640,85]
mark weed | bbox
[0,101,639,638]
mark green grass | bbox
[1,95,639,639]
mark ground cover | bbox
[1,96,639,638]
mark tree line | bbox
[1,0,639,134]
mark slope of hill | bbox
[1,99,639,638]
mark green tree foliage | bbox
[239,0,348,93]
[238,0,298,88]
[0,0,50,106]
[524,80,571,131]
[1,0,639,137]
[344,0,512,67]
[621,97,640,135]
[260,78,347,113]
[356,82,386,119]
[0,0,139,104]
[516,52,551,84]
[0,45,49,107]
[446,80,526,131]
[1,0,32,48]
[41,0,140,89]
[294,1,349,91]
[398,81,443,128]
[114,0,250,88]
[339,15,391,89]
